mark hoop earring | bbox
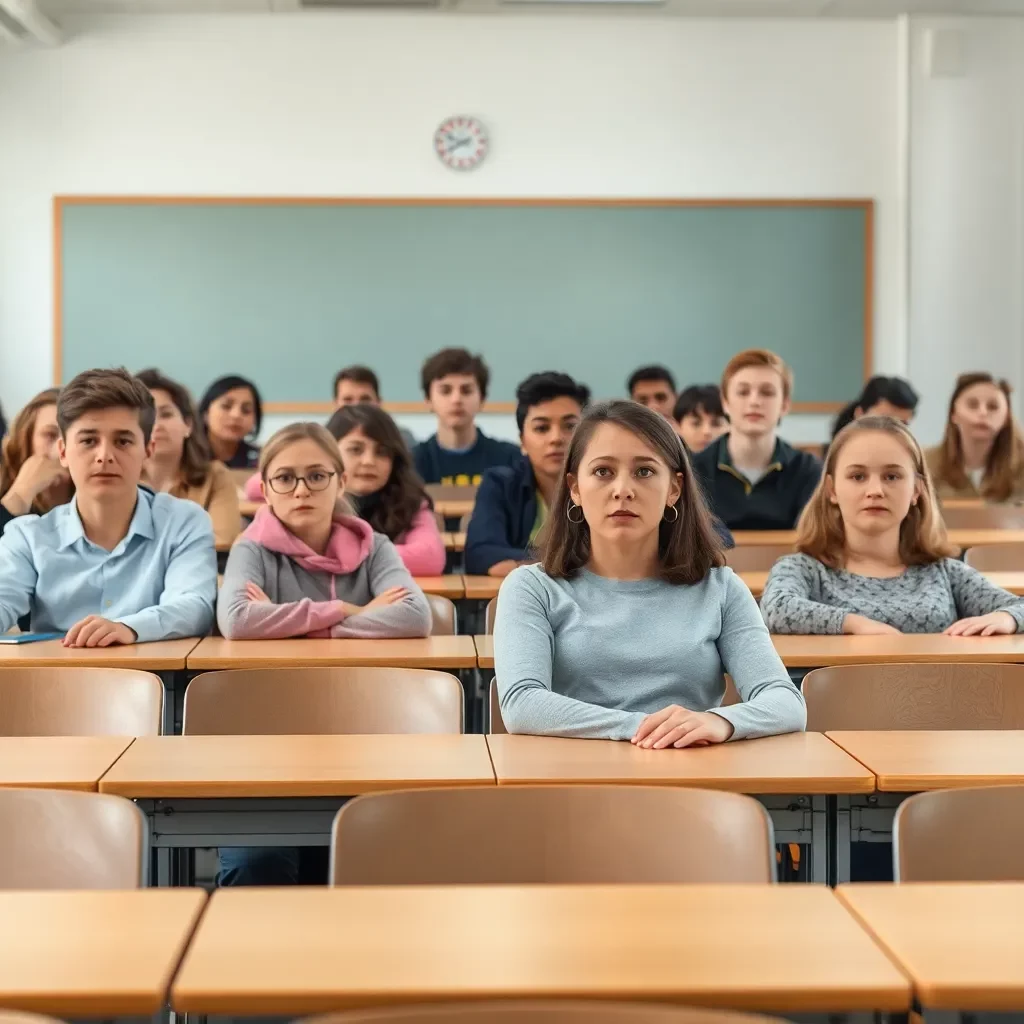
[663,505,679,523]
[566,503,585,524]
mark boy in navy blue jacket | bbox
[465,372,589,577]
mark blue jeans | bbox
[217,846,328,886]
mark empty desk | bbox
[0,735,134,792]
[837,883,1024,1011]
[771,633,1024,666]
[463,576,502,601]
[0,888,206,1017]
[172,884,909,1016]
[414,576,465,600]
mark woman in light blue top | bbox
[494,400,805,748]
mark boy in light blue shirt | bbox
[0,368,216,646]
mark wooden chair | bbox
[724,544,793,572]
[424,593,457,636]
[485,596,498,634]
[0,789,145,889]
[964,541,1024,571]
[941,504,1024,530]
[894,786,1024,881]
[331,786,776,884]
[183,667,463,735]
[804,662,1024,731]
[300,1005,788,1024]
[0,668,163,736]
[488,678,507,734]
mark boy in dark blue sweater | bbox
[412,348,520,486]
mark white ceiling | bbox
[33,0,1024,15]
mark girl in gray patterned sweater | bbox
[761,416,1024,636]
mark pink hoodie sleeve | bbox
[216,539,349,639]
[392,503,446,576]
[243,472,264,503]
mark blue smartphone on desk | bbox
[0,632,65,645]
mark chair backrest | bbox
[424,593,456,636]
[804,662,1024,731]
[485,597,498,634]
[723,544,793,572]
[331,786,775,884]
[300,1005,788,1024]
[488,678,507,734]
[941,504,1024,530]
[894,786,1024,881]
[964,541,1024,571]
[183,667,463,735]
[0,789,145,889]
[0,668,163,737]
[458,512,473,534]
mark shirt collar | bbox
[56,487,155,552]
[714,434,789,472]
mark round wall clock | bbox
[434,116,489,171]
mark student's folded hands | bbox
[842,613,902,636]
[63,616,137,648]
[944,610,1017,637]
[245,582,271,603]
[631,705,735,750]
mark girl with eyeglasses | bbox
[217,422,431,642]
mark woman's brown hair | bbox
[136,369,212,489]
[325,404,431,542]
[0,388,69,514]
[935,372,1024,502]
[796,416,956,568]
[542,400,725,583]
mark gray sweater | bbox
[761,553,1024,635]
[493,563,806,742]
[217,534,432,640]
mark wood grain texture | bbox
[837,883,1024,1010]
[475,635,494,669]
[0,736,134,791]
[413,576,466,600]
[772,634,1024,666]
[825,730,1024,791]
[172,884,909,1015]
[99,733,496,797]
[485,733,875,794]
[0,638,200,669]
[731,529,1024,550]
[186,635,478,670]
[0,888,207,1016]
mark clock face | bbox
[434,116,489,171]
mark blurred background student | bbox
[831,375,918,440]
[198,374,263,470]
[673,384,728,453]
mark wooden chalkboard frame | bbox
[53,195,874,414]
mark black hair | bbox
[198,375,263,437]
[831,376,918,439]
[627,364,676,395]
[673,384,725,424]
[514,372,591,433]
[333,365,380,399]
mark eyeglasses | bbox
[266,470,337,494]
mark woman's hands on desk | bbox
[944,610,1017,636]
[631,706,735,749]
[842,613,901,636]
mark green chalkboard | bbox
[57,199,870,407]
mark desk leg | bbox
[834,795,852,885]
[810,794,827,885]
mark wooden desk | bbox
[187,635,478,670]
[99,733,496,798]
[0,888,206,1016]
[0,638,199,669]
[239,499,260,518]
[0,736,134,792]
[826,730,1024,791]
[731,528,1024,550]
[738,570,768,598]
[173,885,909,1015]
[475,634,494,668]
[732,531,797,547]
[486,732,874,794]
[463,575,501,601]
[434,498,474,519]
[837,883,1024,1010]
[414,575,465,599]
[771,633,1024,666]
[444,532,466,553]
[983,571,1024,595]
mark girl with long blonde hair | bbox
[761,417,1024,636]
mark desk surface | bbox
[0,638,199,669]
[981,571,1024,595]
[826,730,1024,791]
[434,498,474,518]
[463,575,501,601]
[731,528,1024,549]
[187,635,479,669]
[414,575,465,599]
[239,499,259,518]
[837,883,1024,1010]
[99,733,495,797]
[173,884,909,1015]
[0,888,206,1016]
[0,736,134,791]
[771,633,1024,666]
[486,733,875,794]
[445,532,466,552]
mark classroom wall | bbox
[0,11,899,444]
[906,16,1024,443]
